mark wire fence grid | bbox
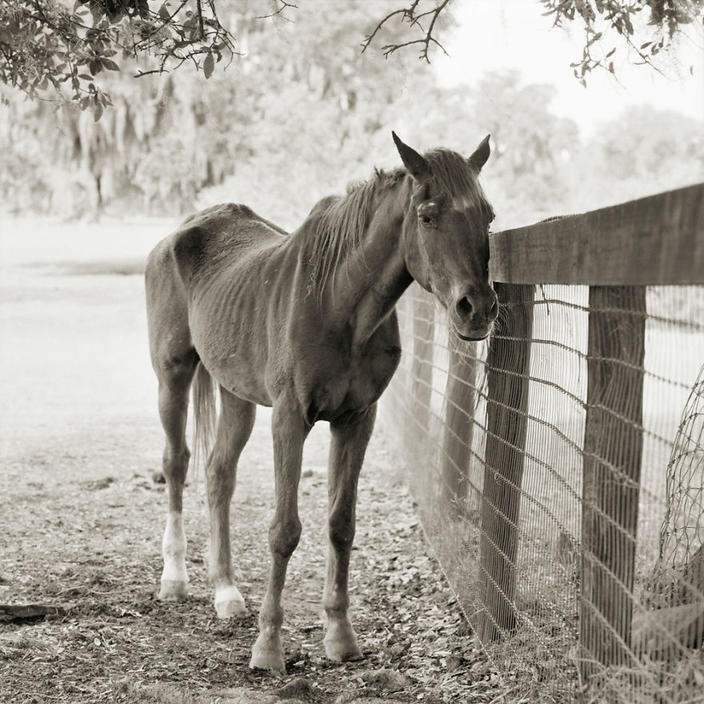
[379,282,704,703]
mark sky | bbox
[434,0,704,136]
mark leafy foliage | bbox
[361,0,704,82]
[1,0,702,121]
[0,0,235,119]
[539,0,704,83]
[0,0,702,223]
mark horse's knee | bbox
[329,514,355,552]
[269,516,301,558]
[328,506,355,550]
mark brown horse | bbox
[144,132,497,674]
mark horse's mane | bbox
[306,148,494,299]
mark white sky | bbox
[434,0,704,136]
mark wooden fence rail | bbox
[442,183,704,674]
[490,183,704,285]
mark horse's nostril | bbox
[456,296,473,318]
[489,298,497,315]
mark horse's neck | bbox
[330,184,412,347]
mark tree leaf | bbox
[102,58,120,71]
[203,52,214,79]
[93,101,104,121]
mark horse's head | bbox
[392,132,498,341]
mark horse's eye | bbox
[420,215,434,227]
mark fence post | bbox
[580,286,646,678]
[440,335,478,519]
[410,290,435,434]
[478,283,534,641]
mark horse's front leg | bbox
[250,400,309,674]
[323,405,376,661]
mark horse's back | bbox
[168,203,286,287]
[145,202,286,367]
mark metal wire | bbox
[380,283,704,703]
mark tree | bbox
[0,0,425,218]
[569,105,704,210]
[364,0,704,82]
[0,0,236,119]
[1,0,702,118]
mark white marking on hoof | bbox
[214,585,247,619]
[161,511,188,585]
[250,634,286,675]
[159,579,189,601]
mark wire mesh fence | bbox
[379,277,704,700]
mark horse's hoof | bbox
[324,637,363,662]
[324,627,362,662]
[250,636,286,675]
[214,585,247,619]
[158,579,189,601]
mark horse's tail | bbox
[192,360,216,477]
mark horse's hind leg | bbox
[323,405,376,661]
[207,388,256,618]
[156,351,198,600]
[146,240,198,600]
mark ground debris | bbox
[274,676,318,700]
[0,603,67,622]
[0,273,503,704]
[214,686,279,703]
[360,668,409,692]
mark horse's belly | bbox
[211,360,272,406]
[191,322,272,406]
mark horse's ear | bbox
[392,131,430,181]
[468,134,491,173]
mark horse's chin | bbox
[452,323,492,342]
[456,332,487,342]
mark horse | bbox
[144,131,498,674]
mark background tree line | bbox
[1,0,703,228]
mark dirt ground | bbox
[0,218,505,704]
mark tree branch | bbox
[256,0,298,22]
[362,0,451,62]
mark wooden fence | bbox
[409,182,704,681]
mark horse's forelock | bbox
[424,149,493,221]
